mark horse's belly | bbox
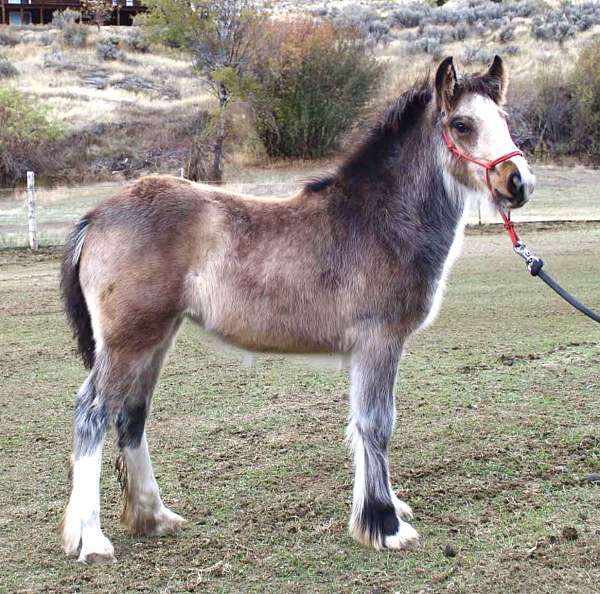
[205,308,346,354]
[186,276,350,354]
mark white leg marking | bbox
[122,433,185,535]
[62,439,115,562]
[346,420,367,539]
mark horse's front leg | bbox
[347,338,419,550]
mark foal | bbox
[60,56,535,562]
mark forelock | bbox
[452,72,503,106]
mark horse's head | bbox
[435,56,535,210]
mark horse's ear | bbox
[435,56,458,113]
[485,55,508,105]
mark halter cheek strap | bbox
[442,127,523,246]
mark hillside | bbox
[1,0,599,184]
[0,25,210,182]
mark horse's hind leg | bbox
[347,337,419,550]
[60,368,114,563]
[115,330,185,536]
[60,318,181,561]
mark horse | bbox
[59,56,535,562]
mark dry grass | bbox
[1,31,213,129]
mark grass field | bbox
[1,216,600,592]
[1,163,600,249]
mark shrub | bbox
[417,23,468,44]
[53,9,89,48]
[81,68,109,89]
[498,25,514,43]
[52,8,80,29]
[572,38,600,157]
[529,3,600,44]
[530,68,574,153]
[37,31,55,46]
[43,50,77,71]
[0,57,19,79]
[0,30,19,47]
[332,4,392,45]
[125,27,150,52]
[63,24,89,48]
[462,46,496,65]
[0,89,63,186]
[508,66,574,156]
[407,36,445,60]
[251,20,382,159]
[366,19,392,45]
[111,75,181,99]
[392,4,429,28]
[96,37,126,61]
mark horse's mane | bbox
[304,77,432,193]
[304,70,501,193]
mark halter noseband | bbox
[442,127,523,247]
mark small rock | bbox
[444,544,457,558]
[586,473,600,484]
[561,526,578,541]
[500,354,515,366]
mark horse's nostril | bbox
[508,171,524,198]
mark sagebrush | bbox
[572,38,600,157]
[0,89,63,186]
[251,20,382,159]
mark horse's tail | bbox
[61,217,95,369]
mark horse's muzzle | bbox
[494,163,535,209]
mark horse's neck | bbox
[377,135,467,264]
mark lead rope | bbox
[442,128,600,324]
[498,208,600,324]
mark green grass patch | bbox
[1,223,600,593]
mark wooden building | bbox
[0,1,145,26]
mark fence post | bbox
[26,171,38,251]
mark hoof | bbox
[77,533,115,564]
[349,501,419,551]
[384,520,420,550]
[123,504,186,537]
[78,551,117,564]
[153,507,186,536]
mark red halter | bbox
[442,128,523,247]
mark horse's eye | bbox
[452,120,470,134]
